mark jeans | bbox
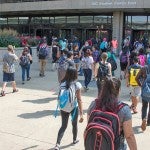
[83,69,92,88]
[56,108,78,145]
[142,100,150,123]
[21,64,30,81]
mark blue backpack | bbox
[100,41,106,49]
[54,83,77,120]
[147,53,150,65]
[141,66,150,102]
[39,43,48,57]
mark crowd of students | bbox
[1,36,150,150]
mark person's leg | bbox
[141,100,148,131]
[27,64,31,80]
[71,108,79,143]
[39,59,42,76]
[83,69,88,88]
[21,67,25,83]
[86,69,92,88]
[142,100,148,120]
[42,59,46,76]
[56,111,70,145]
[147,102,150,125]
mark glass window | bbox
[19,17,28,24]
[67,16,79,23]
[94,16,108,24]
[8,17,18,24]
[132,16,147,24]
[32,17,42,24]
[42,17,50,24]
[80,16,93,23]
[55,16,66,24]
[50,17,54,24]
[0,18,7,25]
[148,16,150,24]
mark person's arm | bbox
[123,120,137,150]
[94,63,99,79]
[135,67,145,86]
[126,67,130,87]
[76,89,84,123]
[108,63,112,77]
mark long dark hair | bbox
[96,77,121,112]
[61,67,78,89]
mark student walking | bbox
[94,52,112,92]
[81,47,94,91]
[136,64,150,131]
[54,67,84,150]
[19,47,32,84]
[85,77,137,150]
[1,45,18,96]
[126,56,142,113]
[37,37,49,77]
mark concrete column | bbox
[112,11,124,55]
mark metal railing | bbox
[0,0,55,4]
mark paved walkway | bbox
[0,55,150,150]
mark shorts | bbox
[3,72,15,82]
[74,58,80,64]
[130,86,141,97]
[120,62,128,71]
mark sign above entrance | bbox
[91,0,137,7]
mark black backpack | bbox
[97,62,109,81]
[107,55,117,71]
[84,101,126,150]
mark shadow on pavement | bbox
[18,109,87,119]
[22,97,57,104]
[18,109,60,119]
[21,145,38,150]
[133,125,143,134]
[48,143,75,150]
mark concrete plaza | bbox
[0,53,150,150]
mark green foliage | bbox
[0,28,21,47]
[27,37,40,46]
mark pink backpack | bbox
[138,55,146,66]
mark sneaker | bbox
[22,82,25,84]
[1,91,5,96]
[27,77,31,81]
[73,139,79,144]
[13,89,18,93]
[54,144,60,150]
[141,119,147,131]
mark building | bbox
[0,0,150,52]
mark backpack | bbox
[92,51,100,63]
[100,41,106,50]
[120,51,128,64]
[129,68,140,86]
[97,62,109,81]
[58,56,68,70]
[39,43,48,57]
[138,55,146,66]
[147,54,150,65]
[19,55,29,66]
[107,55,117,71]
[54,83,77,120]
[84,101,126,150]
[141,66,150,102]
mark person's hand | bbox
[127,83,130,87]
[79,116,84,123]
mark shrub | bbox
[0,28,21,47]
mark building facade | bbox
[0,0,150,51]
